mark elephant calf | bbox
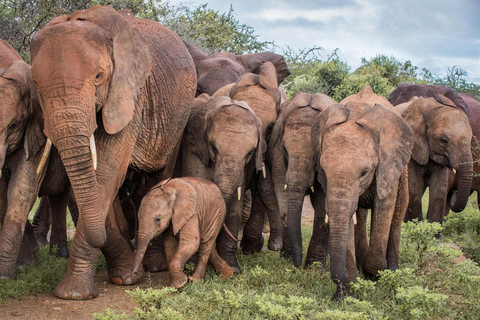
[132,177,234,288]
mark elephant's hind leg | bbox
[209,248,233,279]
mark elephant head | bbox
[401,95,473,212]
[30,6,152,248]
[132,178,197,274]
[0,60,45,173]
[269,91,335,266]
[312,102,413,288]
[186,95,265,206]
[184,41,290,96]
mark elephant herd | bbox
[0,5,479,301]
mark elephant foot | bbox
[142,250,168,272]
[331,284,354,301]
[218,250,241,273]
[55,274,98,300]
[240,234,264,254]
[267,234,283,251]
[0,262,18,280]
[169,271,188,288]
[219,265,234,279]
[34,233,49,246]
[108,251,142,286]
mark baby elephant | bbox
[132,177,234,288]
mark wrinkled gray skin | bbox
[390,89,473,227]
[310,101,413,300]
[179,95,265,272]
[269,92,335,267]
[211,61,285,269]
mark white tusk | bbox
[36,138,52,175]
[353,213,357,225]
[262,165,266,179]
[452,168,456,175]
[310,186,314,193]
[325,214,329,224]
[90,134,97,170]
[0,170,2,179]
[284,184,288,190]
[237,187,241,201]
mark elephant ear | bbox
[236,52,291,85]
[258,61,282,113]
[71,6,153,134]
[229,73,259,98]
[356,104,414,200]
[400,98,429,165]
[310,93,336,112]
[25,81,46,160]
[168,179,198,235]
[186,94,212,166]
[183,41,208,68]
[441,87,471,121]
[312,104,350,181]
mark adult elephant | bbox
[211,62,284,268]
[30,6,196,300]
[269,92,335,267]
[310,101,413,299]
[389,83,473,222]
[184,41,290,97]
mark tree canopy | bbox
[0,0,477,99]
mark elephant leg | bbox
[49,191,70,258]
[169,225,199,289]
[101,204,140,286]
[209,248,234,279]
[305,190,328,268]
[217,187,244,273]
[241,189,265,254]
[163,232,178,264]
[0,149,43,279]
[354,208,369,271]
[259,168,283,251]
[32,196,51,246]
[387,169,408,271]
[404,162,425,222]
[113,195,134,251]
[189,240,212,282]
[0,176,7,226]
[118,184,136,240]
[16,222,37,268]
[142,235,168,272]
[363,184,398,278]
[426,166,449,226]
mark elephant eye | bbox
[440,138,448,146]
[210,143,218,155]
[360,169,369,178]
[7,121,17,132]
[95,71,104,82]
[155,218,161,222]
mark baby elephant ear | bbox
[357,104,414,200]
[169,179,198,235]
[400,98,429,165]
[73,6,153,134]
[236,52,291,84]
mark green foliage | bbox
[400,220,443,267]
[396,286,447,319]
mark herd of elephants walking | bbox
[0,5,479,301]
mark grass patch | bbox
[94,220,480,319]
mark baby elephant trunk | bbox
[132,235,151,275]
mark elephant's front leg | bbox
[305,190,329,268]
[259,167,283,252]
[48,190,70,258]
[169,223,200,288]
[0,149,43,279]
[426,166,449,226]
[241,189,266,254]
[364,184,398,278]
[404,161,425,222]
[354,207,369,271]
[31,196,51,246]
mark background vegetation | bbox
[1,0,478,100]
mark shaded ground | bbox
[0,197,315,319]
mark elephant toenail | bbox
[72,292,82,299]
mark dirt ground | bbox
[0,198,316,320]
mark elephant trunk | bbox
[287,187,306,267]
[327,197,353,286]
[450,153,473,213]
[214,158,244,207]
[133,234,151,275]
[45,102,103,248]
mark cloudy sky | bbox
[169,0,480,83]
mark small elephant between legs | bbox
[132,177,234,288]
